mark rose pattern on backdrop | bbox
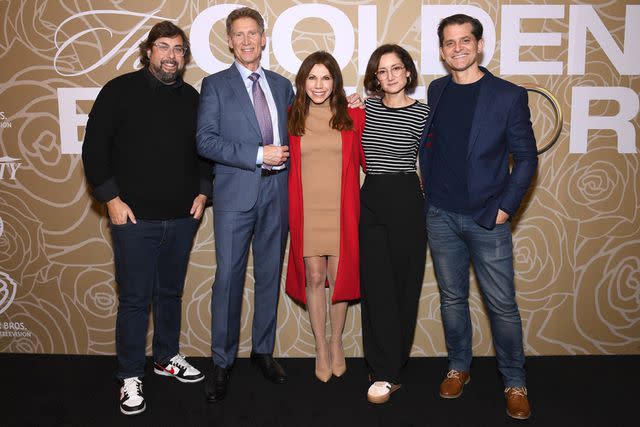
[0,0,638,357]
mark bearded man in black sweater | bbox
[82,21,211,416]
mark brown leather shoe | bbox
[439,370,470,398]
[505,386,531,420]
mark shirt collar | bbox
[143,67,184,90]
[234,61,266,85]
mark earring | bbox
[375,80,382,92]
[407,75,412,85]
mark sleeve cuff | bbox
[92,177,120,203]
[499,206,514,217]
[199,178,212,198]
[256,146,263,165]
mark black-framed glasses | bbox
[153,42,187,57]
[375,65,406,79]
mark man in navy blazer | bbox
[419,14,537,420]
[196,7,294,402]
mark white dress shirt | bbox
[234,61,283,169]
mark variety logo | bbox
[0,156,21,180]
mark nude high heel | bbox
[330,340,347,377]
[315,346,332,382]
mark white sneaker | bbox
[154,354,205,383]
[120,377,145,415]
[367,381,401,404]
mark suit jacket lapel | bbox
[422,76,449,140]
[226,65,262,138]
[467,71,493,158]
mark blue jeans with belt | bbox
[426,205,526,387]
[110,217,199,380]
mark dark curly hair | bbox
[138,21,191,67]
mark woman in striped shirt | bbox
[359,44,429,404]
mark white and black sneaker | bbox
[119,377,145,415]
[154,354,205,383]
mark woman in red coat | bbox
[286,51,364,382]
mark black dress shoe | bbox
[204,364,229,403]
[250,352,287,384]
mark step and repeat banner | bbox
[1,1,638,357]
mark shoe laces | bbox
[446,370,462,380]
[505,386,527,397]
[122,377,142,398]
[169,353,190,369]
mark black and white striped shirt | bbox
[362,97,429,174]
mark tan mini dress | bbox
[300,100,342,257]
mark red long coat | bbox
[285,108,365,304]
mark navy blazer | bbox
[419,67,538,229]
[196,64,294,212]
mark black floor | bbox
[2,354,637,426]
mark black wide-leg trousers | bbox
[359,173,427,384]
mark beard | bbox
[149,59,184,84]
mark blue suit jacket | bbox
[419,67,538,229]
[196,64,294,212]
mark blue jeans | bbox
[110,217,199,379]
[426,205,526,387]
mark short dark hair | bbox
[139,21,191,67]
[363,44,418,95]
[226,7,265,35]
[437,14,483,47]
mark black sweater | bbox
[82,69,212,219]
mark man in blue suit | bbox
[196,7,294,402]
[419,14,538,420]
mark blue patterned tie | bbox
[248,73,273,147]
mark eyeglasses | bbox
[153,42,187,57]
[375,65,406,79]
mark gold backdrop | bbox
[1,1,639,357]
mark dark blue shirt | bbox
[428,75,485,214]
